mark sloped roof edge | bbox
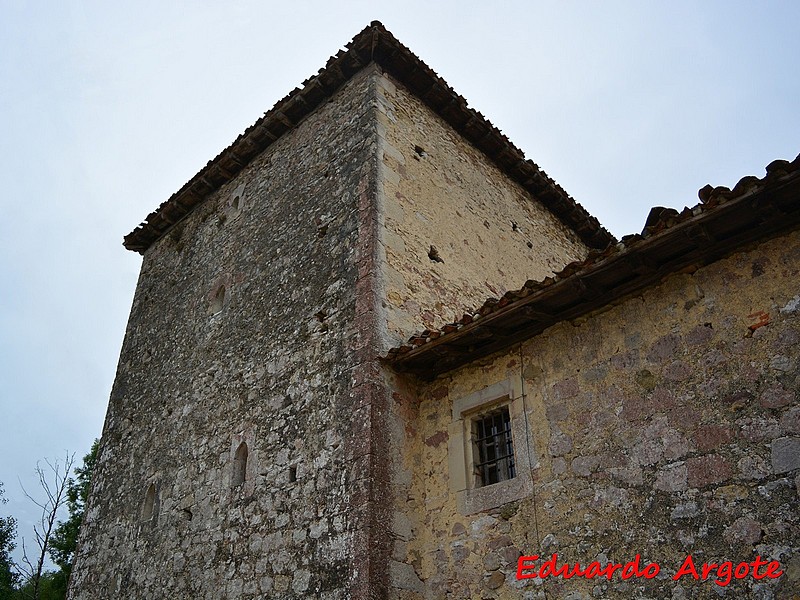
[385,155,800,380]
[123,21,614,254]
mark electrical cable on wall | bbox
[518,343,548,599]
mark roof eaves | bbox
[124,22,613,254]
[385,154,800,379]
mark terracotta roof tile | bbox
[124,22,613,254]
[386,154,800,378]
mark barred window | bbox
[472,406,515,487]
[449,380,532,514]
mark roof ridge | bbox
[124,22,613,253]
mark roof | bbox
[124,22,614,254]
[385,155,800,380]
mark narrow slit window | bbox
[211,285,226,315]
[232,442,248,487]
[142,483,156,521]
[472,407,515,487]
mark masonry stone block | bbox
[772,436,800,473]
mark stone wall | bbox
[375,72,589,346]
[70,67,387,599]
[391,229,800,599]
[70,47,798,600]
[71,58,596,599]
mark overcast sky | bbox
[1,0,798,564]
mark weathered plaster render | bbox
[375,72,589,345]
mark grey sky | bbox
[1,0,798,564]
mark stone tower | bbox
[68,22,611,599]
[69,20,800,599]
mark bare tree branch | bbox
[15,453,75,600]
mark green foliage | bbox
[0,442,97,600]
[48,441,98,585]
[12,570,67,600]
[1,482,19,598]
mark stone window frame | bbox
[448,378,534,515]
[139,479,160,528]
[229,425,258,499]
[225,182,247,219]
[209,273,233,318]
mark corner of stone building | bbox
[369,66,442,597]
[345,64,400,599]
[71,63,403,600]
